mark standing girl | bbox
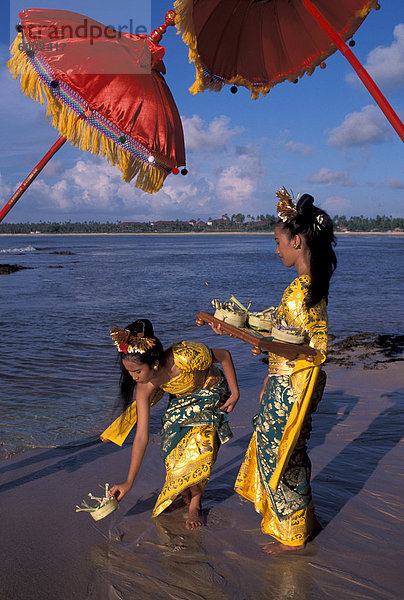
[234,188,337,553]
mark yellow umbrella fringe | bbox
[356,0,379,20]
[7,37,167,192]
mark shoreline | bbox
[1,230,404,237]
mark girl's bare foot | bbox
[164,490,191,513]
[185,486,204,530]
[262,542,305,555]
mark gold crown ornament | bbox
[276,187,298,223]
[110,326,155,354]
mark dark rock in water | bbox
[49,251,75,255]
[0,264,33,275]
[259,333,403,370]
[327,333,404,369]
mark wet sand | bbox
[1,358,403,600]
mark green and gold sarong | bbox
[153,369,232,516]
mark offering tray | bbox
[196,311,316,360]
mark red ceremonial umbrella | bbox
[0,8,186,222]
[174,0,403,141]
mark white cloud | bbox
[41,160,66,178]
[327,105,391,147]
[306,167,353,186]
[278,131,314,155]
[182,114,243,152]
[7,138,267,220]
[320,196,352,215]
[386,177,404,189]
[216,145,265,208]
[283,140,314,155]
[0,172,12,203]
[346,24,404,89]
[29,159,134,212]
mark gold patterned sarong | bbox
[235,275,328,546]
[153,425,219,517]
[235,432,315,546]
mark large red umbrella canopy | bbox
[8,8,185,193]
[175,0,379,98]
[174,0,403,141]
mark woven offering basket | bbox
[214,307,246,328]
[248,314,273,332]
[90,496,118,521]
[271,327,305,345]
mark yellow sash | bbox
[100,388,165,446]
[268,352,324,491]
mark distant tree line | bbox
[0,214,403,234]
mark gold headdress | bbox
[110,326,156,354]
[276,187,298,223]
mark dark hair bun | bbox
[126,318,155,338]
[297,194,314,216]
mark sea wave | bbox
[0,245,36,254]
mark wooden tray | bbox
[196,311,316,360]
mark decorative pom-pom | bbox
[50,80,59,89]
[26,49,35,58]
[181,168,188,176]
[118,135,126,143]
[148,155,155,163]
[15,24,23,33]
[165,10,176,26]
[172,167,179,175]
[230,85,238,94]
[84,110,93,118]
[320,62,326,69]
[349,39,355,47]
[292,79,298,84]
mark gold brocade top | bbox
[268,275,328,375]
[160,341,212,396]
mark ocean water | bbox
[0,233,403,456]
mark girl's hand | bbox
[209,322,236,338]
[109,481,132,502]
[209,322,224,335]
[219,393,239,413]
[259,376,269,403]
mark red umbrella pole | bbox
[303,0,404,143]
[0,136,67,223]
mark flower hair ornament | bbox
[276,187,298,223]
[110,326,156,354]
[315,214,325,231]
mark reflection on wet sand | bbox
[87,364,403,600]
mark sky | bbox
[0,0,403,223]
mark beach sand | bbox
[1,360,403,600]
